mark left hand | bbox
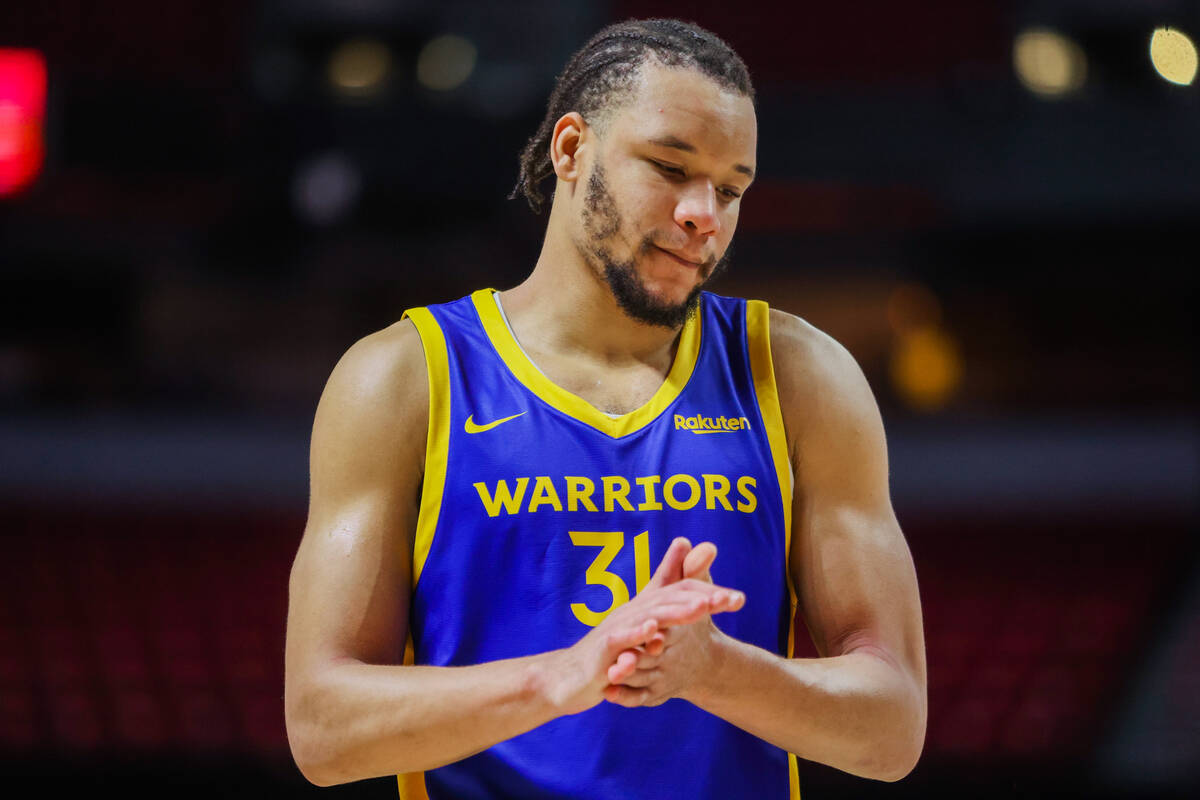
[603,542,741,707]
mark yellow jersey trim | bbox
[397,771,428,800]
[746,299,801,799]
[470,288,703,439]
[397,636,429,799]
[746,300,794,587]
[400,306,451,587]
[396,306,448,800]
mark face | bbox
[571,62,757,328]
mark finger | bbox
[643,632,666,657]
[614,667,662,689]
[706,588,745,615]
[606,650,640,684]
[644,599,714,627]
[683,541,717,582]
[646,537,692,589]
[603,618,658,657]
[603,684,652,708]
[629,652,662,671]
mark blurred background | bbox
[1,0,1196,797]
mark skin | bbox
[285,58,926,787]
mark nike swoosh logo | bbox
[464,412,526,433]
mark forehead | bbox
[607,62,757,165]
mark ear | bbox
[549,112,588,182]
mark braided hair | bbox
[509,18,754,214]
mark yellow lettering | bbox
[703,474,733,511]
[664,474,701,510]
[634,531,650,593]
[739,416,750,430]
[674,414,686,429]
[569,530,628,627]
[736,476,757,512]
[635,475,664,510]
[474,478,529,517]
[565,476,599,512]
[528,476,563,512]
[602,476,635,512]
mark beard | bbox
[578,163,732,329]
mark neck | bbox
[500,200,685,370]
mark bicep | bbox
[773,311,924,674]
[286,324,427,682]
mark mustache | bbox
[640,237,720,271]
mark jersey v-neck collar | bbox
[470,288,702,439]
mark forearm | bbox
[687,635,926,781]
[287,652,564,785]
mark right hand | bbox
[543,538,743,715]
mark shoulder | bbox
[763,307,884,461]
[312,317,430,476]
[766,307,870,404]
[323,318,427,414]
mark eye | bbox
[650,160,685,177]
[719,187,742,201]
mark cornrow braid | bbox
[509,18,754,214]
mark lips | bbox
[655,246,703,268]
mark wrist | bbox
[525,647,591,717]
[523,649,566,713]
[682,624,736,707]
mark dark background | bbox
[1,0,1197,797]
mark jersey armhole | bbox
[745,300,801,800]
[399,307,451,590]
[745,300,794,588]
[395,307,447,800]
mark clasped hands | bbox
[557,536,744,714]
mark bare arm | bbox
[609,310,927,781]
[284,321,742,786]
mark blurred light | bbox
[1013,28,1087,98]
[0,48,47,197]
[291,151,362,226]
[417,34,477,91]
[1149,27,1197,86]
[886,283,942,335]
[328,38,392,98]
[889,325,963,412]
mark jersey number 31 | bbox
[569,530,651,627]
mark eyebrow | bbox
[647,135,755,180]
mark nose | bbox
[674,180,720,238]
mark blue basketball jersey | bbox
[399,289,797,799]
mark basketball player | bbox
[285,18,926,799]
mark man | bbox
[285,18,926,799]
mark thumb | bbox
[682,541,717,583]
[646,537,691,589]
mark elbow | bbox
[285,685,350,787]
[870,690,927,782]
[847,678,926,783]
[287,713,339,787]
[873,741,923,782]
[852,729,924,783]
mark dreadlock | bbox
[509,18,754,214]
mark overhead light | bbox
[292,151,361,226]
[1013,28,1087,98]
[328,38,392,98]
[889,325,964,412]
[417,34,477,91]
[1149,27,1197,86]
